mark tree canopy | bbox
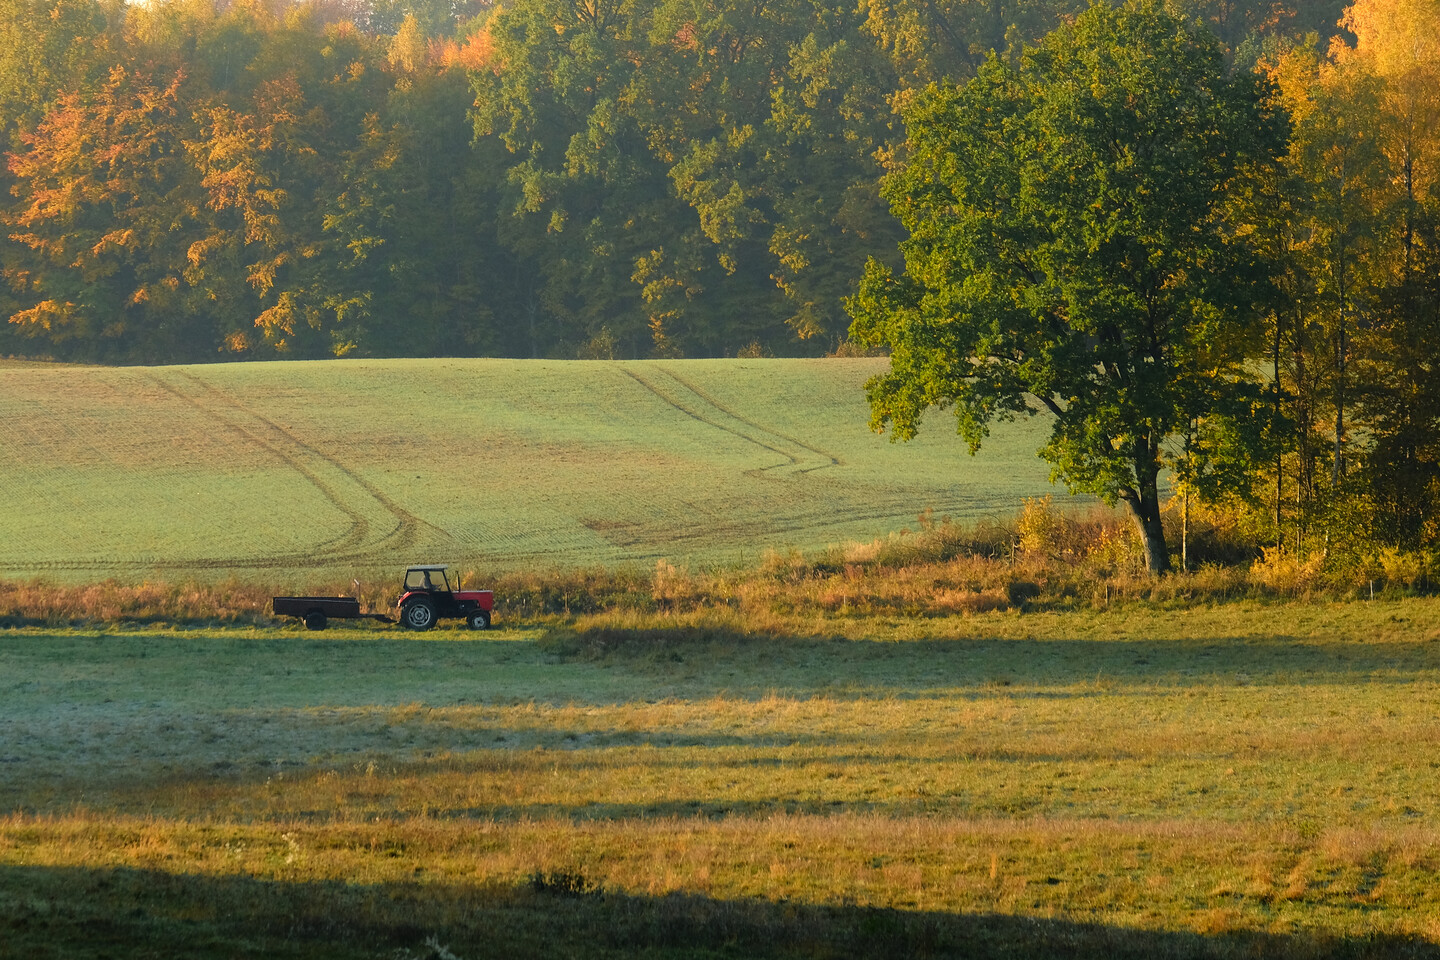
[0,0,1374,364]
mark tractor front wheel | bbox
[402,599,436,631]
[467,609,491,630]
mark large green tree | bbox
[848,0,1288,573]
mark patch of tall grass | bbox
[0,578,274,627]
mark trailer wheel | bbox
[402,598,436,631]
[304,611,327,631]
[467,609,491,630]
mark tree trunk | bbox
[1332,173,1348,490]
[1403,137,1414,274]
[1293,305,1313,544]
[1274,309,1283,550]
[1120,453,1170,575]
[1333,319,1346,488]
[1181,488,1189,573]
[1122,494,1170,575]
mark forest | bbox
[0,0,1437,559]
[0,0,1392,365]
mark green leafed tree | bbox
[471,0,905,358]
[847,0,1288,573]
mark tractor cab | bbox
[403,565,452,594]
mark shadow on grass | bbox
[538,626,1440,694]
[3,863,1435,960]
[6,624,1440,721]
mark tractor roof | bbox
[407,564,448,571]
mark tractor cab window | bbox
[405,568,450,592]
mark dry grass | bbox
[0,577,275,626]
[6,813,1440,957]
[5,599,1440,955]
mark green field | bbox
[5,601,1440,957]
[0,358,1064,583]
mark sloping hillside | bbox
[0,358,1067,581]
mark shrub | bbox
[1017,496,1064,559]
[1375,548,1432,589]
[1249,548,1325,597]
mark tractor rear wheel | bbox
[402,598,436,631]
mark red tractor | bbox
[397,565,494,631]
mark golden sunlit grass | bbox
[8,813,1440,956]
[5,599,1440,956]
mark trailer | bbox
[271,596,394,631]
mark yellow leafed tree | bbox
[1336,0,1440,265]
[387,15,427,75]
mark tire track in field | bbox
[622,366,839,477]
[173,373,395,542]
[655,367,842,474]
[131,372,451,570]
[579,490,993,551]
[144,374,372,564]
[172,371,455,564]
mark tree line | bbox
[1,0,1346,363]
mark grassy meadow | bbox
[6,355,1438,957]
[0,357,1063,584]
[6,599,1440,957]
